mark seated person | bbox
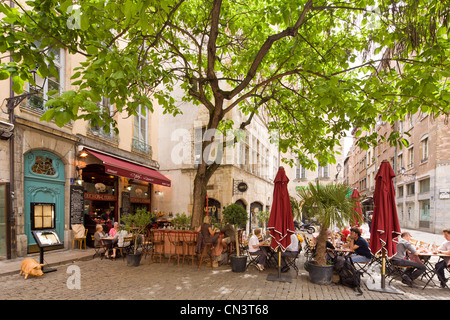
[219,220,235,252]
[109,222,119,238]
[435,229,450,288]
[281,233,300,272]
[347,227,372,263]
[110,226,130,259]
[391,232,426,288]
[94,224,109,257]
[248,228,267,271]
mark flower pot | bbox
[126,252,142,267]
[307,261,333,285]
[230,255,247,272]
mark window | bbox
[318,163,329,178]
[406,182,415,196]
[420,137,428,162]
[397,153,403,173]
[295,160,306,180]
[27,48,65,111]
[90,97,115,140]
[419,199,430,222]
[419,178,430,194]
[31,203,55,230]
[408,147,414,169]
[397,185,404,198]
[132,105,151,155]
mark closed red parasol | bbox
[267,167,295,252]
[266,167,295,283]
[350,188,363,227]
[370,161,401,258]
[366,160,403,294]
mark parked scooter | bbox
[294,221,316,234]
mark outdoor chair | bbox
[303,235,315,261]
[150,230,165,263]
[182,232,197,266]
[351,255,377,281]
[246,250,261,270]
[284,247,302,278]
[386,259,416,285]
[167,231,184,265]
[141,229,152,260]
[92,235,106,259]
[198,242,214,269]
[72,224,87,250]
[116,236,133,261]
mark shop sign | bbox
[237,182,248,192]
[84,193,117,201]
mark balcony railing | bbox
[132,138,152,157]
[87,125,119,143]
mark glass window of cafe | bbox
[82,164,118,225]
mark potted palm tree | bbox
[121,208,155,266]
[222,203,248,272]
[296,180,361,284]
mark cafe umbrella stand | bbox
[266,167,296,283]
[365,161,403,295]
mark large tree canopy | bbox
[1,0,449,226]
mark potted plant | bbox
[222,203,249,272]
[296,180,360,284]
[121,208,155,266]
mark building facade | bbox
[0,47,168,259]
[347,113,450,234]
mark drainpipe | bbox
[7,0,16,259]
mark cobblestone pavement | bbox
[1,254,449,302]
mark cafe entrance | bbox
[24,150,65,253]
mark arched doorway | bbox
[250,201,264,233]
[204,197,221,222]
[24,150,65,253]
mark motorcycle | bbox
[294,221,316,234]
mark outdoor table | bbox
[327,247,354,256]
[259,244,278,268]
[418,252,450,289]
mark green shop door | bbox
[24,151,65,253]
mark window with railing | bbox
[132,105,151,156]
[88,97,117,142]
[23,48,65,112]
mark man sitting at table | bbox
[391,232,426,288]
[435,229,450,288]
[347,227,372,263]
[248,228,267,271]
[281,232,300,273]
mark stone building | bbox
[347,113,450,233]
[0,47,168,259]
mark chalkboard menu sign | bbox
[70,185,85,225]
[121,191,131,216]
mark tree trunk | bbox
[315,225,329,266]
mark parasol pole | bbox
[365,247,403,294]
[267,246,292,283]
[381,249,386,288]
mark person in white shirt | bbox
[248,228,267,271]
[281,233,300,272]
[435,229,450,288]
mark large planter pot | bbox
[307,261,333,285]
[126,252,142,267]
[230,255,247,272]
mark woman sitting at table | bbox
[248,228,267,271]
[109,222,119,238]
[94,224,107,255]
[196,216,221,266]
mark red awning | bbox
[85,149,171,187]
